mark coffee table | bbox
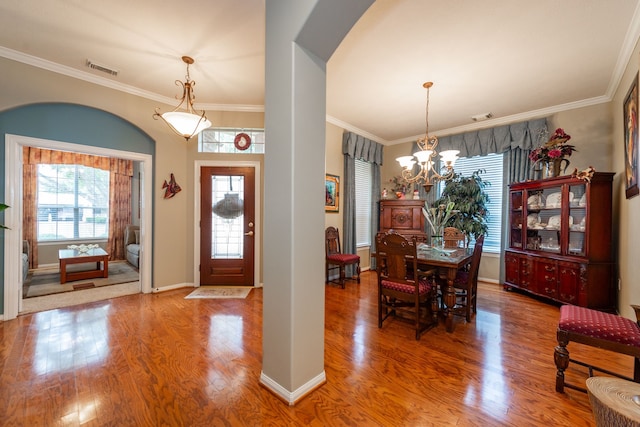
[58,248,109,284]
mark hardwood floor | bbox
[0,270,633,426]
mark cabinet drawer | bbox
[534,259,557,299]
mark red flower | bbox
[529,128,576,163]
[548,148,563,158]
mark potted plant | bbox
[435,170,489,246]
[0,203,9,230]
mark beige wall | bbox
[613,38,640,319]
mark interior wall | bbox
[613,36,640,319]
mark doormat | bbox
[185,287,252,299]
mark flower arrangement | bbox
[422,200,458,237]
[528,128,576,164]
[388,175,409,198]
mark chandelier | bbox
[154,56,212,141]
[395,82,459,193]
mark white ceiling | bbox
[1,0,639,144]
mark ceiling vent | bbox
[86,59,118,76]
[471,112,493,122]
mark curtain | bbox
[342,132,384,271]
[107,159,134,260]
[436,117,548,189]
[22,147,133,264]
[22,156,38,268]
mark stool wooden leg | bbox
[555,344,570,393]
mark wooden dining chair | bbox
[325,226,360,288]
[443,227,466,248]
[450,235,484,322]
[375,231,438,340]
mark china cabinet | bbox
[505,172,615,310]
[379,199,426,239]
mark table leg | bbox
[60,259,66,284]
[103,257,108,278]
[442,268,457,333]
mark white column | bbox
[261,0,373,405]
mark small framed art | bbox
[325,174,339,212]
[624,72,639,199]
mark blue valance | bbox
[342,132,384,165]
[436,118,548,157]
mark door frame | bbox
[194,160,261,288]
[3,134,153,320]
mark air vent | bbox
[471,112,493,122]
[86,59,118,76]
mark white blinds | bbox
[355,159,372,246]
[442,153,503,253]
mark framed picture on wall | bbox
[325,174,340,212]
[624,72,639,199]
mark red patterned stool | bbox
[555,304,640,393]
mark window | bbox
[199,128,265,153]
[440,153,503,253]
[355,159,372,247]
[37,164,110,241]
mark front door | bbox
[200,166,255,286]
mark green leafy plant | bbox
[435,170,490,245]
[1,203,9,230]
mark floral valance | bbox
[342,132,384,165]
[23,146,133,176]
[436,118,548,157]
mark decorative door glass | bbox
[210,175,244,259]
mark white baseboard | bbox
[152,282,192,293]
[259,370,326,405]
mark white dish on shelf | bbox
[528,194,544,209]
[527,214,540,227]
[546,192,561,208]
[546,215,573,229]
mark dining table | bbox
[416,244,474,333]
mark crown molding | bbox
[325,115,387,144]
[386,95,611,146]
[0,46,264,113]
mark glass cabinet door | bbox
[528,184,562,254]
[509,190,523,249]
[568,182,587,257]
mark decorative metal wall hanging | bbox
[162,173,182,199]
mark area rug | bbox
[24,261,139,298]
[185,287,252,299]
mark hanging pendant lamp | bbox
[153,56,212,141]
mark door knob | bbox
[244,231,254,236]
